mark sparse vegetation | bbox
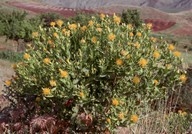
[0,51,23,62]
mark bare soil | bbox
[144,19,176,31]
[0,59,14,95]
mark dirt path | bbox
[0,59,14,95]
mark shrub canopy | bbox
[5,14,186,132]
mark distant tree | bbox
[121,9,143,28]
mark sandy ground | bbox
[0,59,14,95]
[0,59,13,111]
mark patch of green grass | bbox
[0,51,23,62]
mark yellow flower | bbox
[91,36,97,43]
[88,20,94,26]
[35,97,41,102]
[181,111,187,116]
[133,76,140,84]
[32,32,38,38]
[12,64,17,70]
[137,32,142,37]
[43,48,47,52]
[113,15,121,24]
[138,58,148,68]
[68,24,77,30]
[48,40,53,45]
[150,37,157,43]
[146,23,153,29]
[81,26,87,31]
[126,54,131,59]
[43,58,51,64]
[96,27,102,32]
[63,30,70,37]
[100,13,105,20]
[56,19,63,27]
[118,113,124,120]
[80,39,86,44]
[134,42,140,49]
[108,33,116,41]
[50,80,56,87]
[59,69,68,78]
[127,24,133,29]
[173,51,181,57]
[166,64,172,69]
[50,21,56,27]
[120,50,127,56]
[5,80,11,86]
[168,44,175,51]
[96,24,101,27]
[153,51,160,58]
[53,32,59,38]
[178,110,187,116]
[116,59,123,66]
[180,74,187,83]
[112,98,119,106]
[62,28,66,33]
[154,79,159,85]
[23,53,30,60]
[42,88,51,95]
[106,118,111,124]
[127,42,132,46]
[178,110,182,114]
[129,32,134,37]
[79,91,85,97]
[131,115,139,123]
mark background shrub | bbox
[68,13,92,25]
[0,11,43,52]
[121,9,143,28]
[38,12,66,27]
[0,11,43,42]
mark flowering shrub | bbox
[5,14,187,132]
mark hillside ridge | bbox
[40,0,192,12]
